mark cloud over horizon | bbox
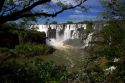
[37,0,104,24]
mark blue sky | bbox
[37,0,104,24]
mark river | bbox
[39,44,89,72]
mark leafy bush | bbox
[0,47,9,53]
[19,30,46,44]
[92,21,125,82]
[0,59,68,82]
[0,23,17,31]
[11,43,55,57]
[0,23,47,48]
[0,23,20,48]
[0,31,19,48]
[100,22,125,46]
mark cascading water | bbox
[38,25,48,37]
[29,23,104,73]
[32,24,94,49]
[82,32,94,48]
[64,25,71,40]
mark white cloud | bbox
[75,10,82,14]
[69,15,84,19]
[51,0,81,5]
[89,9,101,13]
[69,14,97,20]
[51,0,58,3]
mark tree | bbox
[101,0,125,20]
[0,0,87,24]
[66,21,74,24]
[92,0,125,82]
[49,21,58,24]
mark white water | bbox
[82,32,94,48]
[32,24,94,49]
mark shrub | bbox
[0,59,68,82]
[0,31,19,48]
[0,23,46,48]
[19,30,46,44]
[0,47,9,53]
[92,21,125,82]
[100,22,125,46]
[11,43,55,57]
[0,23,19,48]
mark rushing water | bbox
[32,24,93,48]
[39,45,89,71]
[33,24,94,71]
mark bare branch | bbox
[0,0,87,24]
[0,0,51,24]
[21,0,86,18]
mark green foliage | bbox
[33,59,68,82]
[0,23,47,48]
[97,44,125,59]
[101,0,125,20]
[11,43,55,58]
[0,59,68,82]
[0,26,19,48]
[86,22,93,31]
[85,25,94,34]
[0,47,9,53]
[93,20,125,82]
[49,21,58,24]
[0,23,17,31]
[97,21,125,58]
[19,30,46,44]
[68,55,106,82]
[65,21,74,24]
[100,21,125,46]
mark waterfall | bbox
[35,24,87,40]
[38,25,48,37]
[83,32,94,48]
[64,24,71,40]
[56,26,60,41]
[31,24,95,48]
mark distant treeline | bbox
[48,20,106,25]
